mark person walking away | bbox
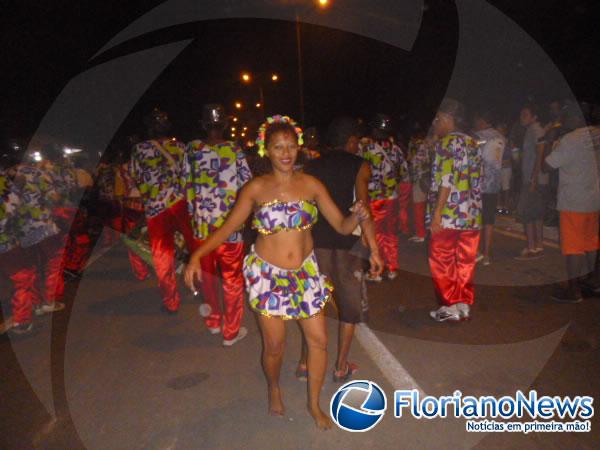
[544,103,600,303]
[428,99,483,322]
[360,114,405,281]
[183,104,252,345]
[129,107,196,314]
[473,111,507,266]
[297,117,383,382]
[515,104,547,260]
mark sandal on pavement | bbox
[295,364,308,381]
[333,362,358,383]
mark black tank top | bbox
[305,150,364,250]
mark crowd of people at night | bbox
[1,97,600,429]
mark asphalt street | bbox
[0,228,598,449]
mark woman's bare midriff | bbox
[254,229,314,270]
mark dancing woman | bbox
[184,115,371,430]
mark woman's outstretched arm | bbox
[184,180,258,289]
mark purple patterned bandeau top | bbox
[252,199,318,235]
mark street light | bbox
[238,71,280,116]
[233,117,238,122]
[317,0,330,7]
[231,126,236,132]
[235,102,242,110]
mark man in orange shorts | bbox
[545,103,600,303]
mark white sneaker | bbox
[365,272,383,283]
[455,303,471,320]
[208,327,221,335]
[429,305,460,322]
[475,253,484,263]
[34,302,65,316]
[408,236,425,243]
[387,271,399,280]
[223,326,248,347]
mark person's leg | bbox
[456,230,481,308]
[429,229,459,306]
[257,315,286,416]
[525,223,536,251]
[297,329,308,376]
[383,198,399,272]
[535,220,544,250]
[584,251,599,288]
[336,321,355,373]
[482,194,497,260]
[483,225,493,259]
[146,208,179,311]
[329,250,363,375]
[298,313,332,429]
[565,254,585,298]
[122,208,150,280]
[518,189,537,253]
[369,199,387,276]
[10,264,39,326]
[40,235,67,304]
[216,242,245,341]
[199,248,221,330]
[398,182,412,235]
[413,201,427,239]
[172,199,197,253]
[554,211,586,301]
[3,248,40,326]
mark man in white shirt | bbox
[545,103,600,303]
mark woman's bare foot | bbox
[309,405,333,430]
[268,386,285,416]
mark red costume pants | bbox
[371,198,399,272]
[36,234,68,304]
[195,241,245,341]
[64,208,92,272]
[122,207,150,281]
[0,247,40,325]
[53,205,93,273]
[398,182,412,235]
[429,229,480,306]
[146,199,195,311]
[413,201,427,239]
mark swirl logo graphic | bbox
[330,380,387,432]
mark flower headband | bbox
[256,115,304,157]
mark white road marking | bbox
[355,323,425,395]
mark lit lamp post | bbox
[294,0,331,124]
[240,71,280,117]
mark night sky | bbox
[2,0,599,147]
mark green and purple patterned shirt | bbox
[13,164,60,247]
[0,170,21,254]
[130,139,186,218]
[427,132,482,230]
[359,138,409,200]
[183,140,252,242]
